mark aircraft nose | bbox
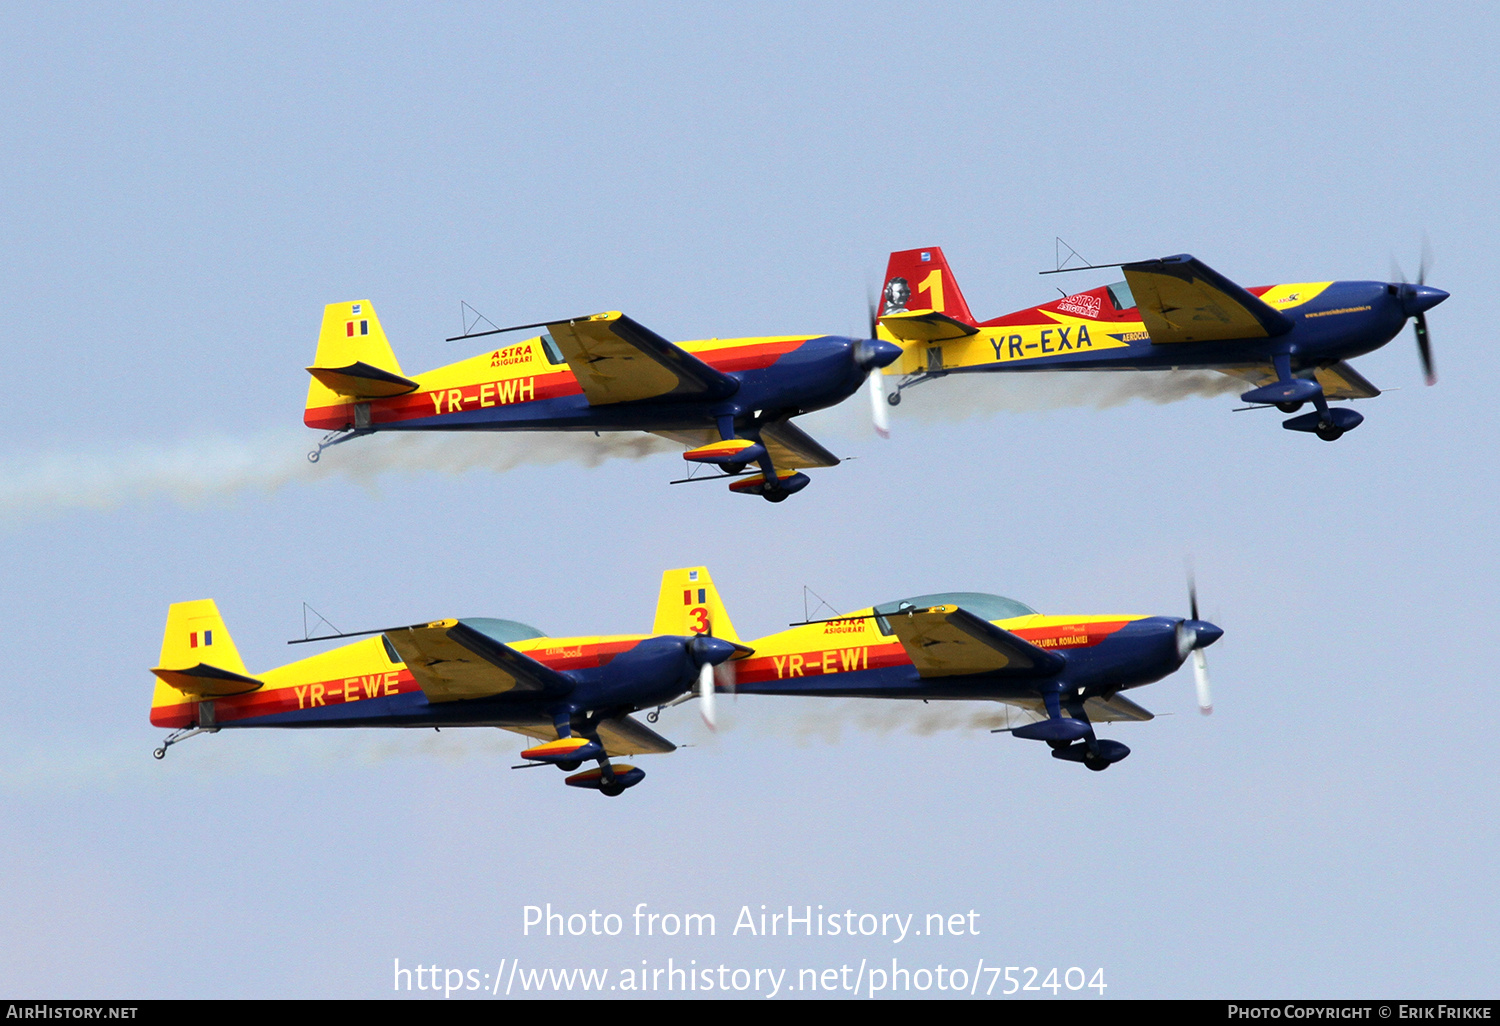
[687,634,738,666]
[1399,284,1449,317]
[1409,285,1449,315]
[855,338,903,370]
[1189,621,1223,648]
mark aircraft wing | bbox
[547,312,739,405]
[759,417,840,470]
[1315,361,1381,398]
[497,714,677,757]
[1124,255,1294,344]
[1001,693,1154,724]
[888,605,1066,679]
[595,714,678,755]
[1217,360,1381,400]
[384,620,571,703]
[655,416,839,474]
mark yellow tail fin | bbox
[150,600,261,712]
[157,599,248,673]
[304,301,417,413]
[652,567,739,642]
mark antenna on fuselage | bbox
[460,301,499,338]
[301,602,341,642]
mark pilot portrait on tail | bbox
[881,276,911,316]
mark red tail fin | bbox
[879,247,976,325]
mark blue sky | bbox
[1,2,1496,998]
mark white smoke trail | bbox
[0,729,534,795]
[891,369,1243,421]
[4,701,1053,794]
[783,699,1038,742]
[795,368,1246,445]
[0,429,677,521]
[672,697,1045,748]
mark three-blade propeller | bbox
[864,291,891,438]
[686,634,742,732]
[1174,575,1221,716]
[1393,245,1444,386]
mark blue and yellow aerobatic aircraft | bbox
[724,580,1221,772]
[151,569,1222,784]
[149,568,746,796]
[872,246,1447,440]
[303,303,900,501]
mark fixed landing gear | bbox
[1053,738,1130,770]
[1283,405,1363,441]
[307,427,372,463]
[1005,691,1131,771]
[564,762,645,795]
[763,489,788,503]
[1276,401,1304,414]
[152,725,218,760]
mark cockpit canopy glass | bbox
[1106,281,1136,312]
[871,592,1037,635]
[458,617,548,644]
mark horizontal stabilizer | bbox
[878,309,980,343]
[151,662,263,697]
[306,361,419,398]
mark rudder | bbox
[150,600,261,724]
[879,247,976,325]
[652,567,740,643]
[304,301,418,423]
